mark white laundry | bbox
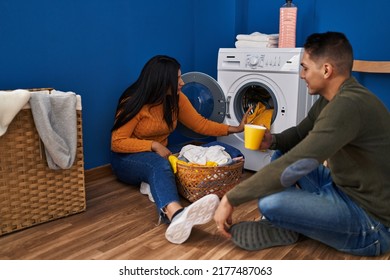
[235,32,279,49]
[0,89,31,136]
[178,144,231,166]
[236,32,279,42]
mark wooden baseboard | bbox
[85,164,113,183]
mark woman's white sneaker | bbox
[165,194,220,244]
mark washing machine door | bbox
[178,71,226,139]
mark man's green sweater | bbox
[227,77,390,227]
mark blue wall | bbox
[1,0,389,169]
[313,0,390,108]
[245,0,390,107]
[0,0,198,169]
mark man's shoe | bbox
[165,194,220,244]
[229,220,299,251]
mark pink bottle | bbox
[278,0,297,48]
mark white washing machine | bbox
[179,48,317,171]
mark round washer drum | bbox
[231,82,277,125]
[177,72,226,139]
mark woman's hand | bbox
[214,195,234,238]
[151,141,172,158]
[228,106,252,134]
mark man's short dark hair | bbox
[304,31,354,74]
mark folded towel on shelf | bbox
[0,89,31,136]
[30,90,77,170]
[236,32,279,42]
[235,32,279,49]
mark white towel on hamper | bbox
[0,89,31,136]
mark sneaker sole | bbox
[229,220,299,251]
[165,194,220,244]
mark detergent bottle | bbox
[278,0,297,48]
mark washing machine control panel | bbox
[245,53,301,72]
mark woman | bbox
[111,55,248,244]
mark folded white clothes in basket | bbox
[178,144,232,166]
[30,90,78,170]
[0,89,31,136]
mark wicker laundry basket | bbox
[0,89,86,236]
[175,160,244,202]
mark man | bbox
[214,31,390,256]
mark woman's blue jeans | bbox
[258,150,390,256]
[111,149,179,224]
[110,141,243,223]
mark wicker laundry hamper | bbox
[0,88,86,236]
[175,160,244,202]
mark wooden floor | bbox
[1,166,389,260]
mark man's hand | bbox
[259,127,273,150]
[214,195,234,238]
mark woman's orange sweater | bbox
[111,92,229,153]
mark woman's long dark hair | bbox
[112,55,181,132]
